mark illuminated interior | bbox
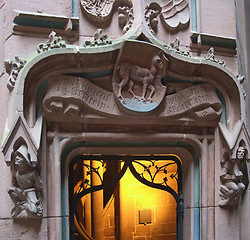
[71,155,180,240]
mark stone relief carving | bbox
[81,0,115,22]
[112,41,169,112]
[160,0,190,30]
[162,83,222,121]
[166,38,190,57]
[170,37,180,51]
[5,56,27,91]
[144,4,160,34]
[145,0,190,34]
[204,47,225,67]
[219,146,246,207]
[43,75,119,117]
[81,0,134,33]
[43,76,222,121]
[40,41,222,120]
[83,28,112,47]
[118,4,134,34]
[117,51,166,103]
[37,31,66,53]
[8,144,43,218]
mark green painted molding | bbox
[6,31,242,129]
[13,11,79,41]
[191,32,236,50]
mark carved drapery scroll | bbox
[219,146,247,207]
[161,83,222,121]
[43,76,119,117]
[8,144,43,218]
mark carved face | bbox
[14,152,27,168]
[236,147,245,159]
[153,54,163,69]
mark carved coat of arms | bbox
[113,41,168,112]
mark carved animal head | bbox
[152,51,164,69]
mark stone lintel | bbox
[190,32,236,51]
[13,11,79,41]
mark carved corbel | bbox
[2,115,43,218]
[219,122,250,207]
[5,56,27,91]
[219,146,247,206]
[8,144,43,218]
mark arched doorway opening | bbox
[69,154,183,240]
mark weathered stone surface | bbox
[0,1,249,240]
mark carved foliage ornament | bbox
[204,47,225,67]
[37,31,66,53]
[5,57,27,91]
[83,28,112,47]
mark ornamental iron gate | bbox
[69,155,183,240]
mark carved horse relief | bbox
[113,41,168,112]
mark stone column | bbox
[47,134,62,240]
[91,160,104,240]
[201,128,209,240]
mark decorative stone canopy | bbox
[2,114,41,166]
[2,30,250,217]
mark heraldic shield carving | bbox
[113,41,169,112]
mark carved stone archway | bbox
[2,31,250,240]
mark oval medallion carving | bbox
[112,41,168,112]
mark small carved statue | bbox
[219,146,246,206]
[8,145,43,218]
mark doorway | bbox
[69,154,183,240]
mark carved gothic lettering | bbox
[161,83,222,120]
[43,76,119,117]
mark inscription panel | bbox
[43,76,222,122]
[162,83,222,120]
[43,76,119,117]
